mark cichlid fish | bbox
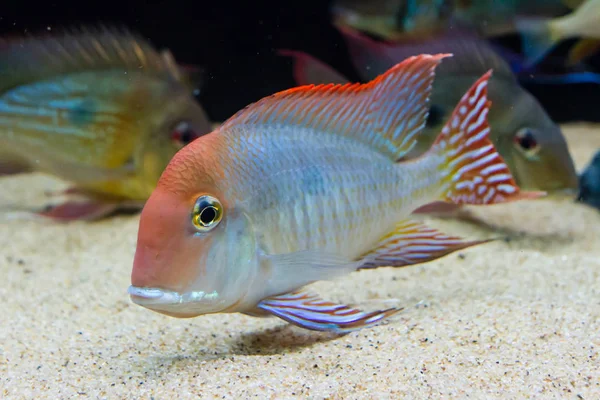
[0,26,212,221]
[331,0,451,41]
[282,27,578,194]
[518,0,600,66]
[332,0,600,66]
[332,0,578,40]
[128,54,542,333]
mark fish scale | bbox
[220,126,443,258]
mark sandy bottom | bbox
[1,124,599,399]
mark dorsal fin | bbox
[278,49,351,85]
[221,53,450,160]
[0,25,187,93]
[337,24,516,81]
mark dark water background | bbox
[2,0,599,123]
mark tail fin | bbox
[431,70,545,205]
[517,18,560,67]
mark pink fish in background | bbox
[128,54,543,333]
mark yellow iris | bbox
[192,195,223,232]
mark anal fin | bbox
[37,201,122,221]
[358,219,491,269]
[257,290,402,333]
[37,198,143,221]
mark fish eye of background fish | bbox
[171,121,199,148]
[514,127,541,157]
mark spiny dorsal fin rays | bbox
[0,24,186,93]
[221,53,452,161]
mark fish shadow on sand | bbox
[140,325,346,376]
[228,324,345,356]
[428,207,576,250]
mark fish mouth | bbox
[128,285,183,306]
[128,285,224,318]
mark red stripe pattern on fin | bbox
[257,290,402,333]
[433,71,545,205]
[221,54,451,160]
[358,219,491,269]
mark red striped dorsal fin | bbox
[432,71,546,204]
[221,53,452,160]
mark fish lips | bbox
[128,285,223,318]
[128,285,182,306]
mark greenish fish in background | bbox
[331,0,576,39]
[0,26,213,221]
[331,0,599,66]
[280,27,579,195]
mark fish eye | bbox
[192,195,223,232]
[514,128,541,157]
[171,121,198,148]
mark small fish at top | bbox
[331,0,576,39]
[331,0,599,66]
[0,26,213,221]
[331,0,452,41]
[517,0,600,66]
[281,27,578,196]
[128,54,543,333]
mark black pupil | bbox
[199,206,217,225]
[179,128,193,144]
[519,131,537,150]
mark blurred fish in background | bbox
[518,0,600,66]
[578,150,600,209]
[331,0,600,68]
[0,26,213,221]
[280,27,579,195]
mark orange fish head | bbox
[129,138,259,318]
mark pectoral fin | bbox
[264,250,361,297]
[257,290,402,333]
[358,219,491,269]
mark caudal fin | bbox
[517,18,560,67]
[431,71,545,205]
